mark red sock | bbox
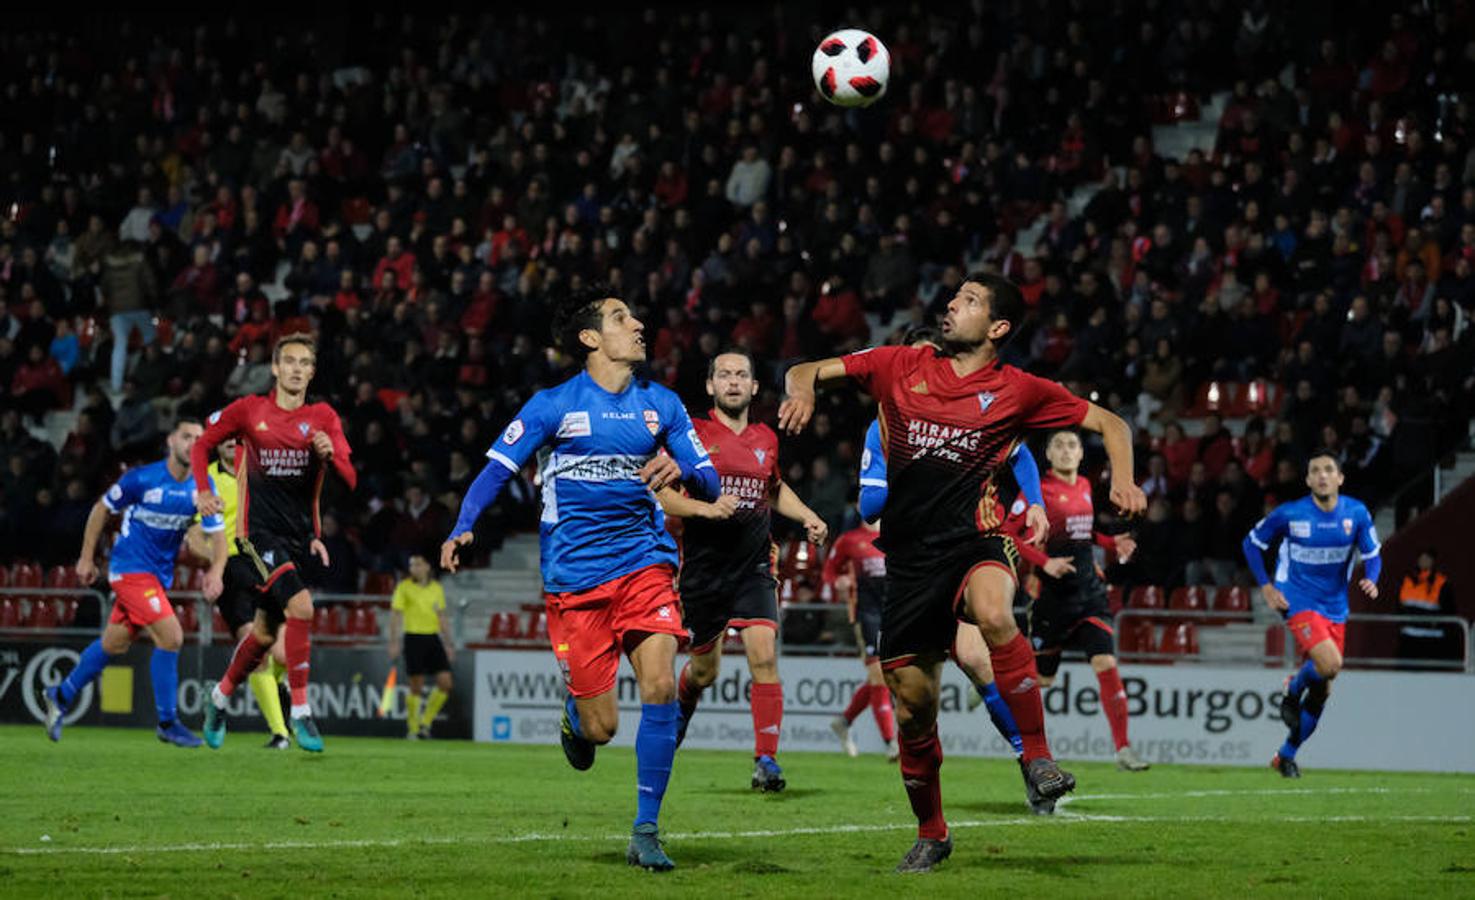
[842,683,873,724]
[897,726,947,840]
[284,617,311,709]
[677,661,702,721]
[1096,666,1130,750]
[751,682,783,757]
[219,632,268,696]
[870,686,896,742]
[988,632,1052,761]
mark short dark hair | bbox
[174,415,204,430]
[551,282,613,360]
[707,347,756,379]
[963,271,1025,346]
[1306,448,1341,471]
[901,325,943,346]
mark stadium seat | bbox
[525,610,548,642]
[176,600,199,634]
[1158,622,1199,657]
[45,565,80,590]
[0,598,21,627]
[1168,585,1208,613]
[1212,586,1250,616]
[486,612,519,641]
[1264,626,1286,667]
[26,599,61,629]
[361,572,396,596]
[1127,585,1165,610]
[347,604,379,638]
[10,563,42,593]
[1117,618,1156,658]
[1106,585,1124,614]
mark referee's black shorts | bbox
[403,633,451,676]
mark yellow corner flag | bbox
[377,667,397,717]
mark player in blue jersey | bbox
[441,283,718,872]
[1241,450,1381,778]
[44,418,227,746]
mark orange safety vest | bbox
[1398,572,1447,613]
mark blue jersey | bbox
[453,370,718,594]
[857,417,1043,523]
[106,459,225,588]
[1245,495,1380,622]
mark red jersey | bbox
[841,345,1087,552]
[1041,470,1115,555]
[680,413,781,579]
[192,393,357,541]
[823,525,887,586]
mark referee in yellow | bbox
[388,553,456,739]
[187,436,291,748]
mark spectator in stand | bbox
[101,241,158,393]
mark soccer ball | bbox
[811,29,890,108]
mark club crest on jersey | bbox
[643,409,661,435]
[298,422,311,437]
[503,419,525,445]
[977,391,996,412]
[255,421,269,432]
[1342,518,1353,535]
[754,449,766,465]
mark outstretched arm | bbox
[774,480,828,544]
[1079,403,1146,517]
[778,358,851,434]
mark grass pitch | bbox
[2,725,1471,898]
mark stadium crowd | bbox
[0,2,1472,593]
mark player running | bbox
[822,518,897,760]
[441,284,718,872]
[780,273,1144,872]
[387,553,456,740]
[192,333,357,753]
[1241,450,1381,778]
[1030,430,1149,773]
[656,347,828,793]
[186,435,292,749]
[45,417,226,747]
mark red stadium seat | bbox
[1106,585,1124,614]
[0,598,21,627]
[10,563,42,591]
[486,612,519,641]
[176,600,199,634]
[1117,619,1156,658]
[1158,622,1199,657]
[45,565,80,590]
[1264,625,1286,666]
[347,605,379,637]
[525,610,548,642]
[1168,585,1208,613]
[1212,586,1251,616]
[1127,586,1165,610]
[26,599,61,629]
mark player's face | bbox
[219,438,238,469]
[273,344,317,395]
[169,422,204,467]
[941,281,1010,347]
[1305,456,1343,499]
[707,353,757,415]
[1046,432,1083,472]
[589,299,646,364]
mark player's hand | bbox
[444,643,457,664]
[704,494,740,520]
[803,516,829,545]
[1114,534,1137,563]
[1024,504,1049,547]
[310,539,331,567]
[1358,577,1378,600]
[637,455,683,493]
[1261,585,1288,612]
[387,645,399,662]
[1109,480,1147,518]
[777,391,815,435]
[441,532,473,573]
[311,431,334,460]
[75,557,98,585]
[202,571,224,602]
[1042,557,1076,578]
[194,490,223,518]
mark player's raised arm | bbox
[192,399,247,514]
[773,480,828,544]
[778,357,850,434]
[1078,403,1145,517]
[318,410,358,490]
[1008,442,1049,546]
[657,397,720,500]
[442,396,555,571]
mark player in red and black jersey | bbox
[190,333,357,752]
[1030,429,1149,771]
[657,349,828,792]
[781,273,1145,872]
[821,519,897,760]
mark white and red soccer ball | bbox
[811,28,890,108]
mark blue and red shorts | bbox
[108,572,176,636]
[1287,610,1346,656]
[544,564,685,699]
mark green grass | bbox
[2,725,1472,898]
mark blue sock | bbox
[1287,659,1322,698]
[1280,691,1328,761]
[634,701,679,828]
[59,639,115,707]
[151,648,179,724]
[565,695,584,738]
[977,679,1024,758]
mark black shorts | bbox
[1029,569,1115,677]
[682,572,779,654]
[237,533,310,614]
[403,633,451,676]
[854,578,885,662]
[881,534,1018,670]
[216,554,261,635]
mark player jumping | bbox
[1241,450,1381,778]
[656,347,828,793]
[192,333,357,753]
[1030,430,1150,773]
[780,273,1144,872]
[45,417,226,747]
[441,284,719,872]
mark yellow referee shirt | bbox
[392,579,446,635]
[194,460,240,555]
